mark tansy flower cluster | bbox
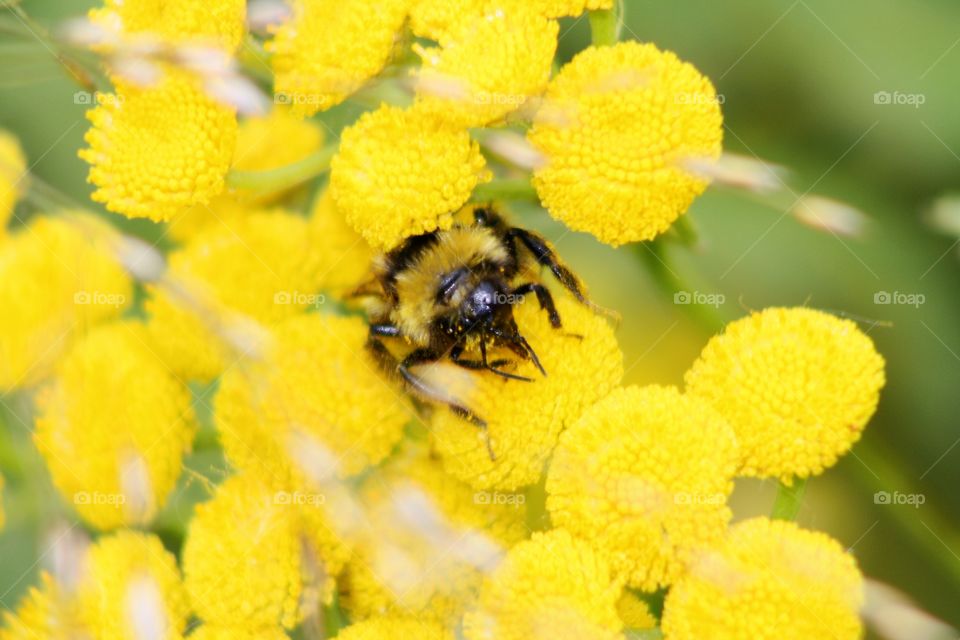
[0,1,894,639]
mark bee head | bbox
[460,279,508,325]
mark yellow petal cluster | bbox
[337,618,451,640]
[89,0,246,50]
[431,296,623,490]
[268,0,409,117]
[146,209,323,381]
[685,307,886,481]
[77,531,190,640]
[0,573,84,640]
[408,0,486,42]
[34,321,196,530]
[0,214,131,391]
[528,41,723,245]
[308,189,374,296]
[343,449,527,625]
[216,314,411,482]
[0,129,26,234]
[183,474,349,630]
[463,529,622,640]
[189,626,289,640]
[414,6,558,127]
[662,517,864,640]
[80,70,237,222]
[330,103,490,251]
[547,385,738,590]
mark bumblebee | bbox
[357,206,594,449]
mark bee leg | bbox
[450,344,530,382]
[480,338,533,382]
[507,228,589,305]
[488,326,547,377]
[512,282,562,328]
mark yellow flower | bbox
[80,69,237,222]
[330,103,490,251]
[463,529,623,640]
[336,618,452,640]
[408,0,486,42]
[528,41,723,245]
[34,321,196,530]
[414,6,558,127]
[77,531,190,640]
[216,313,412,482]
[343,448,527,625]
[188,626,289,640]
[89,0,246,50]
[0,129,26,235]
[684,307,886,481]
[145,209,323,381]
[0,214,131,391]
[431,296,622,490]
[662,517,864,640]
[308,189,374,297]
[0,572,85,640]
[616,591,657,630]
[523,0,614,18]
[166,194,250,243]
[183,474,349,630]
[269,0,408,117]
[546,385,738,590]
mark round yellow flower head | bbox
[431,296,623,490]
[88,0,246,50]
[34,321,196,530]
[528,41,723,246]
[0,129,26,234]
[188,626,289,640]
[330,103,491,251]
[268,0,408,117]
[546,385,738,590]
[0,214,131,391]
[308,189,374,297]
[408,0,486,42]
[337,618,452,640]
[343,448,527,625]
[616,590,657,631]
[216,313,412,482]
[183,474,349,630]
[662,517,864,640]
[463,529,623,640]
[146,209,323,381]
[77,531,190,640]
[414,5,558,127]
[685,307,886,481]
[0,572,85,640]
[80,70,237,222]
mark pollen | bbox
[430,296,623,491]
[216,313,412,482]
[34,321,196,530]
[331,103,491,251]
[0,214,131,391]
[77,531,190,640]
[88,0,246,50]
[684,307,886,481]
[662,517,864,640]
[414,5,558,127]
[0,129,26,235]
[547,385,738,590]
[268,0,408,116]
[183,473,349,630]
[462,529,623,640]
[79,69,237,222]
[528,41,723,245]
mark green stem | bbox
[634,239,724,333]
[470,178,538,204]
[771,477,807,521]
[225,144,336,193]
[589,4,621,47]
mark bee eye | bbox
[436,267,469,304]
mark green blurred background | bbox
[1,0,959,631]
